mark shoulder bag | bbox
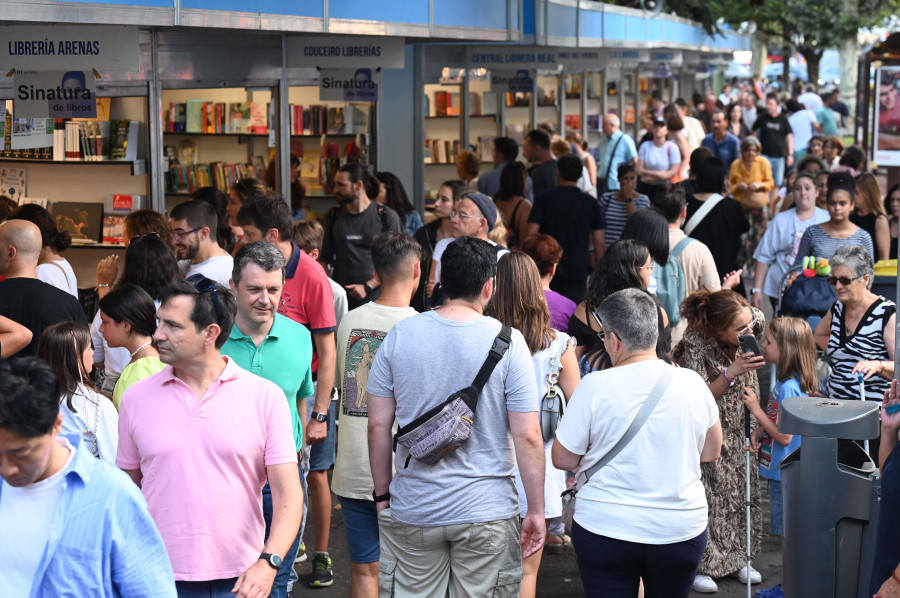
[540,338,569,442]
[394,325,512,467]
[683,193,724,236]
[561,367,674,534]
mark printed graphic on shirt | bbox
[342,328,386,417]
[760,390,779,470]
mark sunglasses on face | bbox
[187,274,225,322]
[827,275,860,286]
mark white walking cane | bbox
[744,406,752,598]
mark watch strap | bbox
[372,490,391,503]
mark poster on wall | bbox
[11,116,52,150]
[874,66,900,166]
[319,69,379,102]
[0,167,25,202]
[14,70,97,119]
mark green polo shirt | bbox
[222,312,314,452]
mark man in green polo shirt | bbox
[222,241,313,598]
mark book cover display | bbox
[53,202,103,244]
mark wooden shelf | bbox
[426,115,498,120]
[164,131,266,137]
[0,158,146,176]
[68,242,127,249]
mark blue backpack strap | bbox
[670,236,695,259]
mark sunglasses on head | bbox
[187,274,224,322]
[130,232,161,244]
[827,275,860,286]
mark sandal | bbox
[755,584,783,598]
[544,534,571,554]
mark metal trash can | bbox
[778,396,881,598]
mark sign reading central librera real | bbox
[0,25,139,71]
[15,70,97,119]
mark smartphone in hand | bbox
[738,334,763,357]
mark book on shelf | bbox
[347,103,370,134]
[229,103,251,134]
[52,201,103,244]
[477,136,494,163]
[168,162,251,195]
[299,150,322,190]
[102,194,146,244]
[109,120,139,161]
[185,99,205,133]
[249,103,268,135]
[482,93,498,116]
[0,167,26,201]
[468,92,482,116]
[425,138,462,164]
[564,115,580,131]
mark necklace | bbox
[130,341,152,360]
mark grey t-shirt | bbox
[529,160,558,199]
[320,202,403,286]
[367,311,538,526]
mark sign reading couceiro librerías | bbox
[286,36,405,69]
[0,26,139,71]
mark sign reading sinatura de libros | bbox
[466,46,608,69]
[286,36,405,69]
[0,25,139,71]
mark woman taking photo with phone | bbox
[674,289,766,593]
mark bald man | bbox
[0,219,86,356]
[597,113,637,194]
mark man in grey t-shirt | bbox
[367,236,546,597]
[524,128,558,199]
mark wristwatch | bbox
[373,490,391,503]
[751,288,762,294]
[311,411,327,423]
[259,553,282,569]
[363,282,374,294]
[624,197,633,203]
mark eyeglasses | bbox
[597,327,617,343]
[450,211,476,220]
[827,275,860,286]
[173,226,203,240]
[641,261,656,272]
[187,274,224,323]
[130,232,161,244]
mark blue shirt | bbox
[477,162,534,201]
[760,377,804,481]
[701,132,741,167]
[0,434,176,598]
[597,130,637,191]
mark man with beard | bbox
[170,200,234,288]
[319,163,403,310]
[117,276,302,597]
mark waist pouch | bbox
[393,325,511,467]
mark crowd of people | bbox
[2,77,900,598]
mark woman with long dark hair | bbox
[375,171,423,235]
[493,161,531,249]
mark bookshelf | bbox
[424,81,464,199]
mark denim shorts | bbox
[304,393,336,472]
[337,495,381,563]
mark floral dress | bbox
[673,314,765,578]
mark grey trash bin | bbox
[778,396,881,598]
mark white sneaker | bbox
[692,575,718,593]
[734,564,762,584]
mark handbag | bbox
[561,367,674,534]
[394,325,511,467]
[540,339,568,442]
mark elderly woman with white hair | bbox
[815,243,896,400]
[552,288,722,598]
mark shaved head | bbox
[0,220,41,272]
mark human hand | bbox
[96,255,119,286]
[426,281,435,297]
[736,182,749,192]
[520,511,546,559]
[232,560,277,597]
[376,500,391,514]
[722,269,743,291]
[345,284,366,300]
[729,351,766,377]
[882,379,900,431]
[852,360,885,381]
[746,428,764,453]
[786,154,794,167]
[874,570,900,598]
[750,292,763,309]
[305,419,326,445]
[741,387,762,414]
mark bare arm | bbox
[591,229,606,261]
[515,201,532,245]
[509,410,546,558]
[558,341,580,401]
[551,436,582,471]
[526,222,540,237]
[307,331,336,444]
[368,393,396,512]
[876,215,891,261]
[123,468,143,488]
[700,420,723,462]
[751,262,769,309]
[814,309,833,351]
[0,316,31,357]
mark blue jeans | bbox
[176,578,239,598]
[764,155,785,187]
[262,461,305,598]
[768,479,784,535]
[571,522,707,598]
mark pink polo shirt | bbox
[116,356,297,581]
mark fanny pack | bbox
[394,325,512,467]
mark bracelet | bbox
[721,369,735,387]
[751,288,762,294]
[98,283,110,288]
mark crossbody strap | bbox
[576,367,674,489]
[600,134,624,184]
[462,324,512,411]
[683,193,723,236]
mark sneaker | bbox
[734,564,763,584]
[692,575,718,593]
[294,541,307,564]
[309,552,333,588]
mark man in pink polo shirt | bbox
[116,276,302,598]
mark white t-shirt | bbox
[787,110,819,153]
[753,207,831,298]
[328,277,349,331]
[178,253,234,288]
[682,116,706,150]
[36,258,78,297]
[555,360,719,544]
[0,437,75,596]
[638,140,680,174]
[433,237,507,285]
[331,302,417,500]
[59,386,119,464]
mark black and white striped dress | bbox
[826,297,896,402]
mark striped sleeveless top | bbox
[826,297,896,402]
